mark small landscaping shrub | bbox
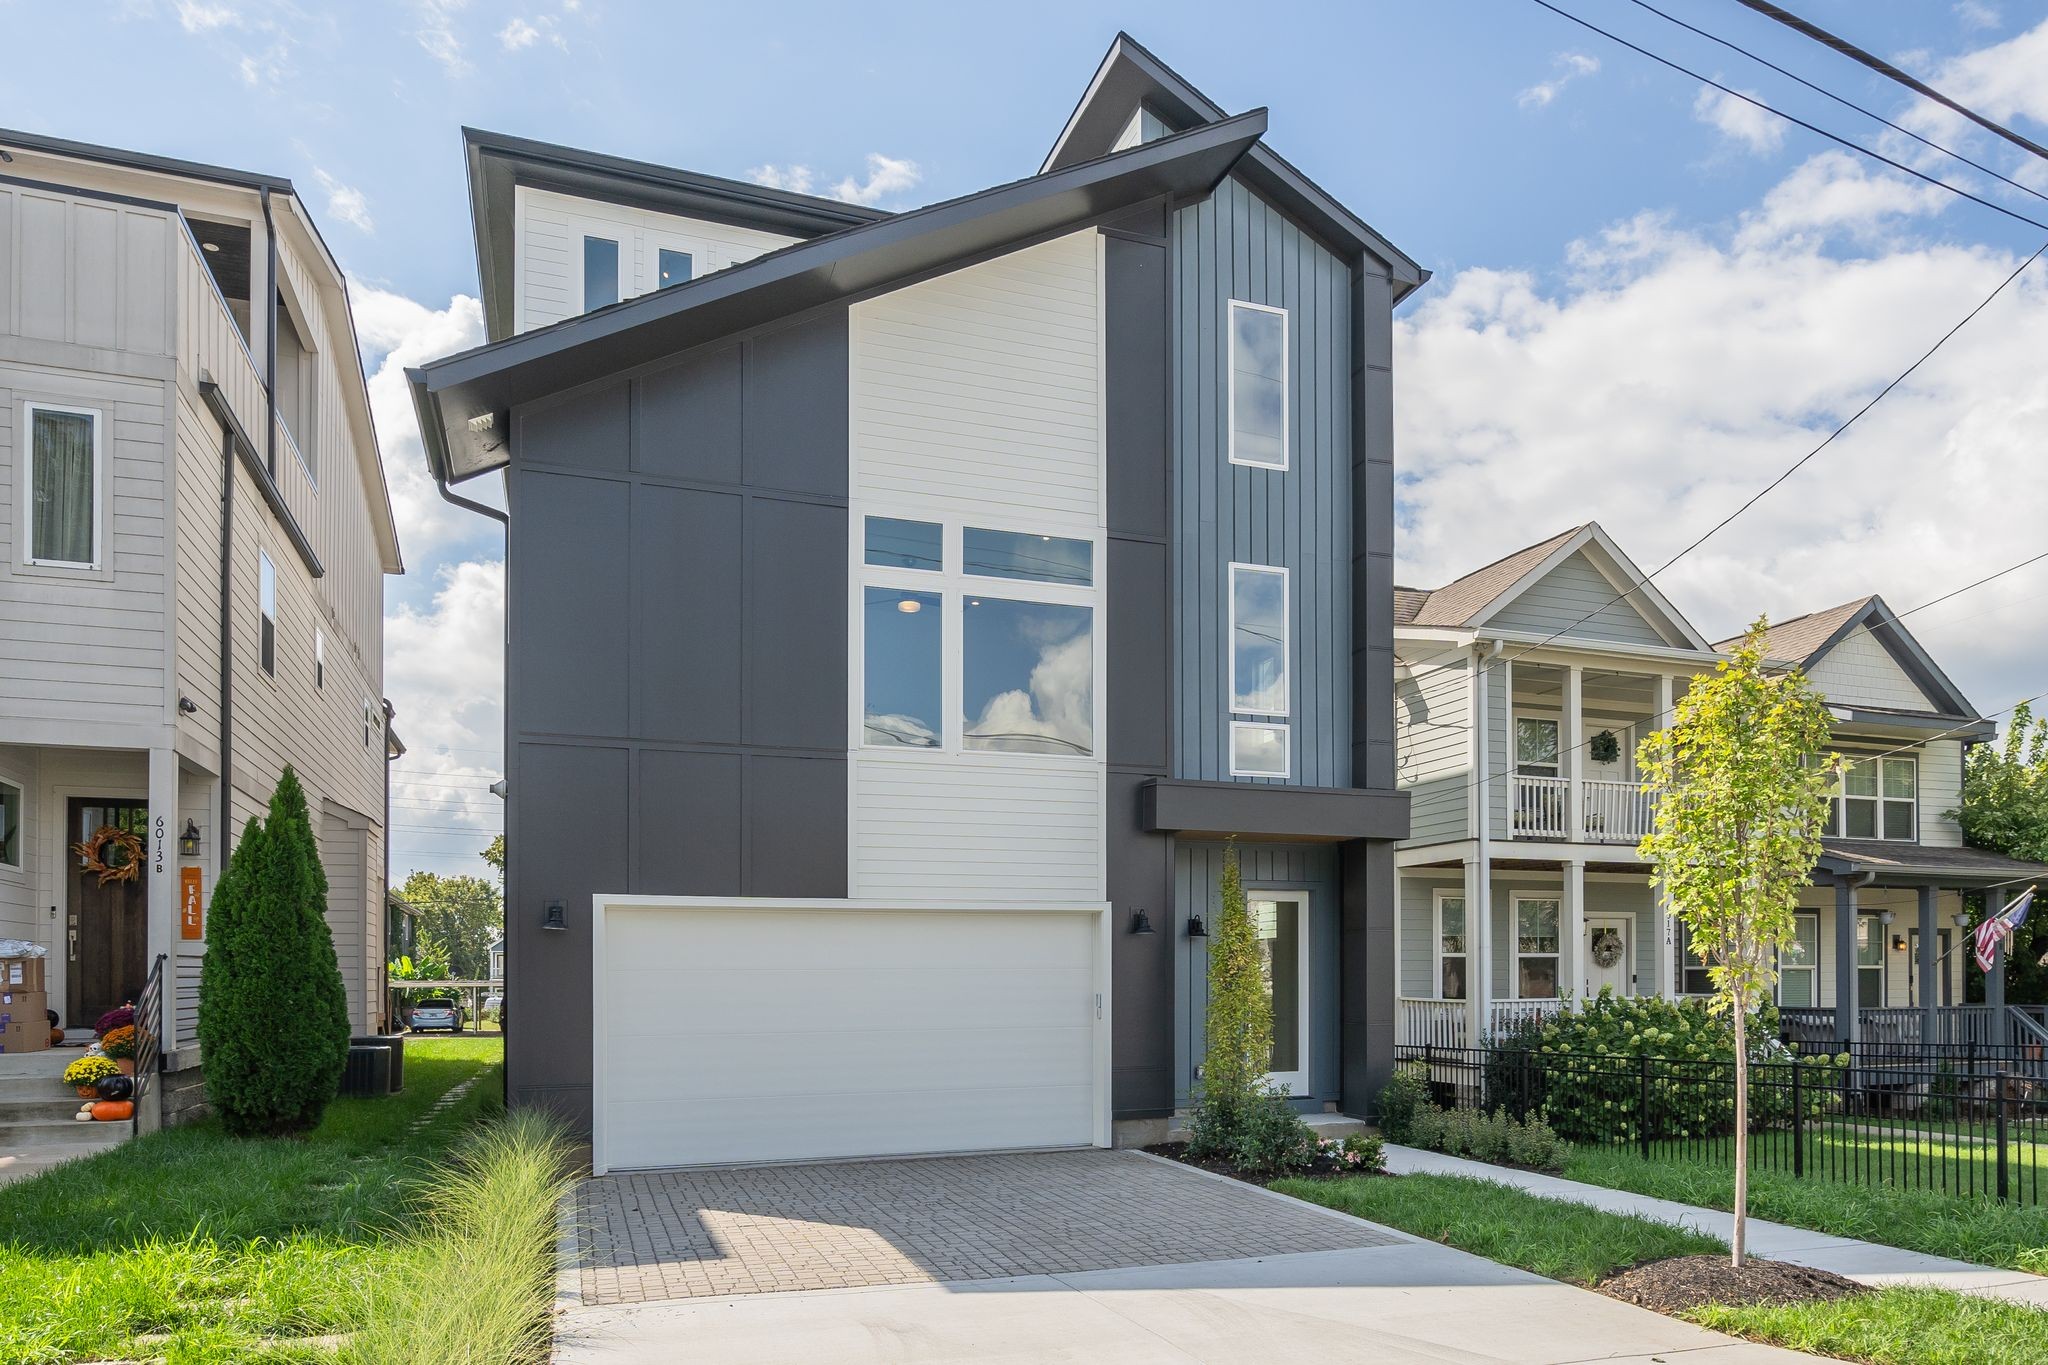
[1320,1132,1385,1173]
[1187,840,1277,1160]
[1376,1063,1430,1144]
[1410,1105,1570,1173]
[1225,1093,1319,1177]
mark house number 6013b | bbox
[154,815,167,874]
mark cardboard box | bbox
[0,956,47,993]
[0,988,51,1053]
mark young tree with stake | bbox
[1636,619,1835,1267]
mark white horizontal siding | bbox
[852,232,1100,532]
[1488,550,1668,647]
[1917,739,1964,848]
[1809,625,1934,711]
[1398,648,1470,845]
[853,755,1102,901]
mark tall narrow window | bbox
[1857,914,1885,1008]
[658,248,694,288]
[258,551,277,676]
[315,628,325,689]
[1515,896,1560,999]
[863,587,942,748]
[1779,912,1819,1006]
[1229,564,1288,715]
[1675,921,1716,995]
[1228,300,1288,468]
[583,235,620,310]
[1437,892,1467,1001]
[0,778,21,868]
[25,404,99,567]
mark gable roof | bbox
[462,127,892,344]
[412,111,1267,484]
[1392,523,1713,651]
[1718,596,1980,721]
[1042,33,1427,298]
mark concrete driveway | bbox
[554,1148,1818,1363]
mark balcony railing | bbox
[1398,996,1572,1049]
[1511,774,1657,843]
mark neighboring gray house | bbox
[0,133,403,1071]
[1393,522,2047,1056]
[409,34,1424,1171]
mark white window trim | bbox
[0,773,23,872]
[315,628,325,689]
[1856,912,1886,1005]
[1512,892,1562,1001]
[1830,753,1918,842]
[1433,887,1468,1002]
[1513,713,1561,775]
[258,549,277,678]
[1252,888,1313,1095]
[855,515,1101,761]
[1226,298,1289,471]
[22,401,104,570]
[581,233,624,312]
[1229,721,1291,779]
[1227,562,1290,718]
[1777,910,1819,1007]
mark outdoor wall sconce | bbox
[1186,913,1207,938]
[542,899,567,932]
[1892,934,1908,953]
[177,819,202,858]
[1128,908,1155,936]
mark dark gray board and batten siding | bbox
[503,311,852,1130]
[1173,176,1352,787]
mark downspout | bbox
[436,473,507,525]
[261,188,277,478]
[215,426,236,867]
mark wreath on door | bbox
[73,826,144,887]
[1590,928,1625,969]
[1589,730,1621,764]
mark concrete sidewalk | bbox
[1387,1143,2048,1308]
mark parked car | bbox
[407,997,464,1033]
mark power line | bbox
[1526,0,2048,234]
[1731,0,2048,165]
[1624,0,2048,205]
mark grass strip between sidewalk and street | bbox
[1276,1171,2048,1365]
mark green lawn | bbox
[1565,1144,2048,1274]
[1282,1172,2048,1365]
[0,1036,516,1364]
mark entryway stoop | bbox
[0,1050,131,1185]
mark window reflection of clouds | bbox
[1230,302,1286,467]
[963,597,1093,755]
[1232,722,1288,777]
[1231,567,1287,714]
[863,587,941,747]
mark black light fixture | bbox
[1186,913,1208,938]
[177,819,202,858]
[1129,908,1156,936]
[542,899,568,932]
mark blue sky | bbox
[5,1,2045,879]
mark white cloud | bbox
[499,14,568,51]
[1926,16,2048,131]
[1693,85,1786,155]
[347,281,489,561]
[412,0,470,75]
[1518,52,1599,110]
[749,154,922,207]
[1955,2,2001,31]
[313,168,373,233]
[173,0,239,31]
[1394,148,2048,716]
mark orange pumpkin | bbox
[89,1100,133,1122]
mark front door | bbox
[66,798,149,1029]
[1584,914,1632,998]
[1252,893,1310,1097]
[1909,929,1953,1007]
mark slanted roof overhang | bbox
[1827,705,1996,742]
[1141,778,1409,843]
[1816,841,2048,887]
[1041,33,1427,298]
[462,127,892,343]
[414,110,1268,485]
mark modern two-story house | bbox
[0,132,403,1102]
[1394,523,2047,1056]
[409,34,1424,1170]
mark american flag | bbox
[1974,887,2035,974]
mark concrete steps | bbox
[0,1055,132,1183]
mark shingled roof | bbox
[1714,598,1873,663]
[1393,527,1586,628]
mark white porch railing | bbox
[1398,996,1572,1049]
[1511,774,1569,838]
[1582,779,1655,844]
[1490,997,1567,1037]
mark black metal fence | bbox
[1401,1042,2048,1207]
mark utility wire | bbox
[1527,0,2048,234]
[1625,0,2048,205]
[1732,0,2048,165]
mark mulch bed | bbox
[1142,1141,1385,1185]
[1601,1254,1869,1313]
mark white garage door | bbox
[593,898,1108,1172]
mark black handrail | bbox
[131,953,166,1133]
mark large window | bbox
[1229,564,1288,714]
[1828,756,1917,841]
[25,403,100,568]
[258,551,277,677]
[583,235,620,310]
[1436,891,1467,1001]
[1515,717,1560,776]
[0,778,20,869]
[1779,912,1819,1006]
[859,515,1095,759]
[1515,895,1561,999]
[1227,300,1287,469]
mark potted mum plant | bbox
[99,1024,137,1075]
[62,1054,120,1098]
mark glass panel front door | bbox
[1252,895,1308,1093]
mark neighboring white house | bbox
[1393,522,2046,1054]
[0,130,403,1098]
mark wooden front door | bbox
[67,798,149,1029]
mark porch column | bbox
[1564,855,1586,1003]
[1834,878,1861,1046]
[1464,855,1487,1045]
[1654,886,1676,999]
[1986,886,2008,1046]
[1564,665,1584,842]
[1917,885,1938,1050]
[147,747,178,1048]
